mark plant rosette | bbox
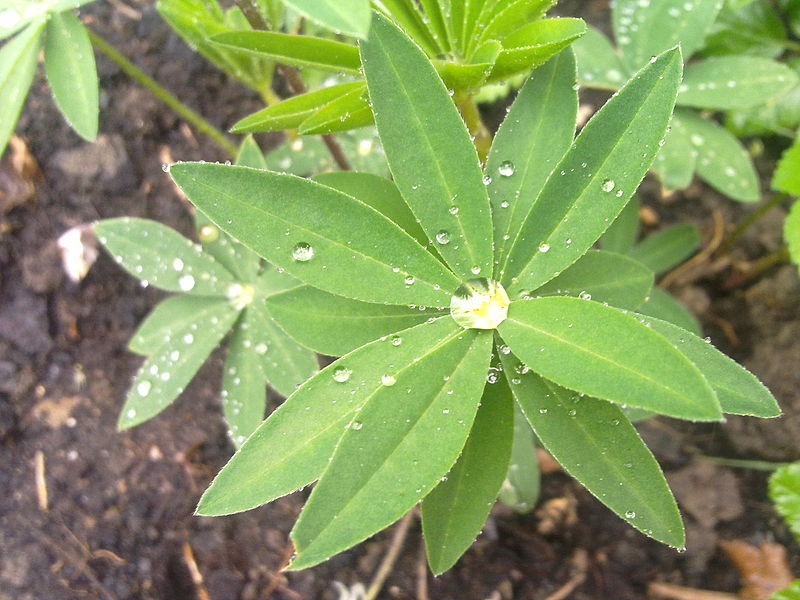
[169,15,779,573]
[95,137,318,447]
[572,0,799,202]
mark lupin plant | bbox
[94,138,318,446]
[161,14,780,573]
[571,0,798,202]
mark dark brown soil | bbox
[2,1,799,599]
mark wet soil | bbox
[2,1,799,599]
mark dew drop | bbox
[470,266,481,275]
[538,243,550,253]
[137,381,152,397]
[601,179,616,192]
[435,230,451,245]
[292,242,314,262]
[255,343,268,355]
[404,275,416,285]
[390,336,403,347]
[333,367,352,383]
[183,333,194,344]
[482,175,492,186]
[498,161,515,177]
[625,511,636,519]
[381,374,397,386]
[178,274,195,291]
[172,258,184,271]
[351,421,363,430]
[448,206,460,215]
[127,408,137,419]
[198,224,219,243]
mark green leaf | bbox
[222,312,267,447]
[701,0,787,59]
[497,297,721,420]
[254,264,303,297]
[231,83,364,133]
[128,295,225,355]
[502,48,683,293]
[497,401,540,513]
[419,0,451,52]
[435,46,499,91]
[532,250,654,310]
[572,26,628,90]
[487,18,587,84]
[678,57,799,111]
[312,171,430,248]
[169,163,459,306]
[769,463,800,541]
[235,135,267,169]
[637,287,702,336]
[0,0,93,40]
[118,299,240,429]
[94,218,236,296]
[625,224,699,274]
[289,329,493,570]
[651,110,697,191]
[613,0,721,72]
[600,196,640,254]
[44,11,98,141]
[773,138,800,196]
[0,20,44,157]
[769,580,800,600]
[786,201,800,270]
[194,212,260,282]
[298,85,372,134]
[210,31,361,74]
[679,109,760,202]
[477,0,554,47]
[246,296,318,398]
[633,313,780,417]
[421,373,514,574]
[280,0,371,39]
[196,317,462,516]
[360,12,494,281]
[501,361,685,548]
[266,285,442,356]
[487,49,577,269]
[372,0,439,56]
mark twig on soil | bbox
[542,548,589,600]
[365,510,415,600]
[34,449,48,511]
[416,538,429,600]
[182,541,212,600]
[262,540,296,599]
[661,209,727,289]
[648,582,743,600]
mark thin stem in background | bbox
[87,29,239,158]
[717,192,790,255]
[365,510,415,600]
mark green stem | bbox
[695,454,789,472]
[718,192,791,255]
[454,92,492,163]
[87,29,239,157]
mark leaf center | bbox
[450,278,509,329]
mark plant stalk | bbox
[718,192,790,255]
[454,92,492,163]
[87,29,239,157]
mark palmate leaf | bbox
[197,317,463,516]
[499,356,685,548]
[361,12,494,281]
[421,372,514,574]
[94,218,236,296]
[678,56,799,111]
[169,163,459,306]
[290,329,493,570]
[266,285,443,356]
[281,0,371,39]
[625,224,699,275]
[0,19,43,156]
[44,11,98,141]
[118,299,240,429]
[486,49,577,269]
[632,313,779,417]
[502,47,683,293]
[612,0,721,73]
[497,297,721,420]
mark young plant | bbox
[773,136,800,273]
[572,0,798,201]
[94,138,318,446]
[0,0,99,155]
[167,15,779,572]
[768,462,800,599]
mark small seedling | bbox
[768,462,800,598]
[572,0,798,201]
[95,138,318,446]
[166,15,779,572]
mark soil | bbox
[2,1,799,599]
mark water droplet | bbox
[514,363,530,375]
[333,367,352,383]
[161,163,171,173]
[448,206,460,215]
[381,374,397,386]
[482,175,492,185]
[178,274,195,291]
[183,333,194,344]
[568,409,577,417]
[450,278,510,330]
[351,421,363,430]
[435,230,451,245]
[579,291,592,301]
[601,179,616,192]
[292,242,314,262]
[625,511,636,519]
[172,258,184,271]
[390,336,403,346]
[255,343,268,355]
[404,275,416,286]
[127,408,137,419]
[470,266,481,275]
[499,345,511,355]
[486,370,499,384]
[539,408,548,414]
[538,243,550,253]
[498,161,515,177]
[198,224,219,243]
[170,350,180,361]
[137,381,151,397]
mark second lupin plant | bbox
[169,14,779,573]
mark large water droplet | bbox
[172,258,184,271]
[435,230,451,245]
[381,374,397,386]
[601,179,616,192]
[390,336,403,347]
[292,242,314,262]
[498,161,515,177]
[137,381,152,397]
[255,343,268,355]
[198,224,219,243]
[538,243,550,253]
[333,367,352,383]
[178,274,195,291]
[625,511,636,519]
[450,278,510,330]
